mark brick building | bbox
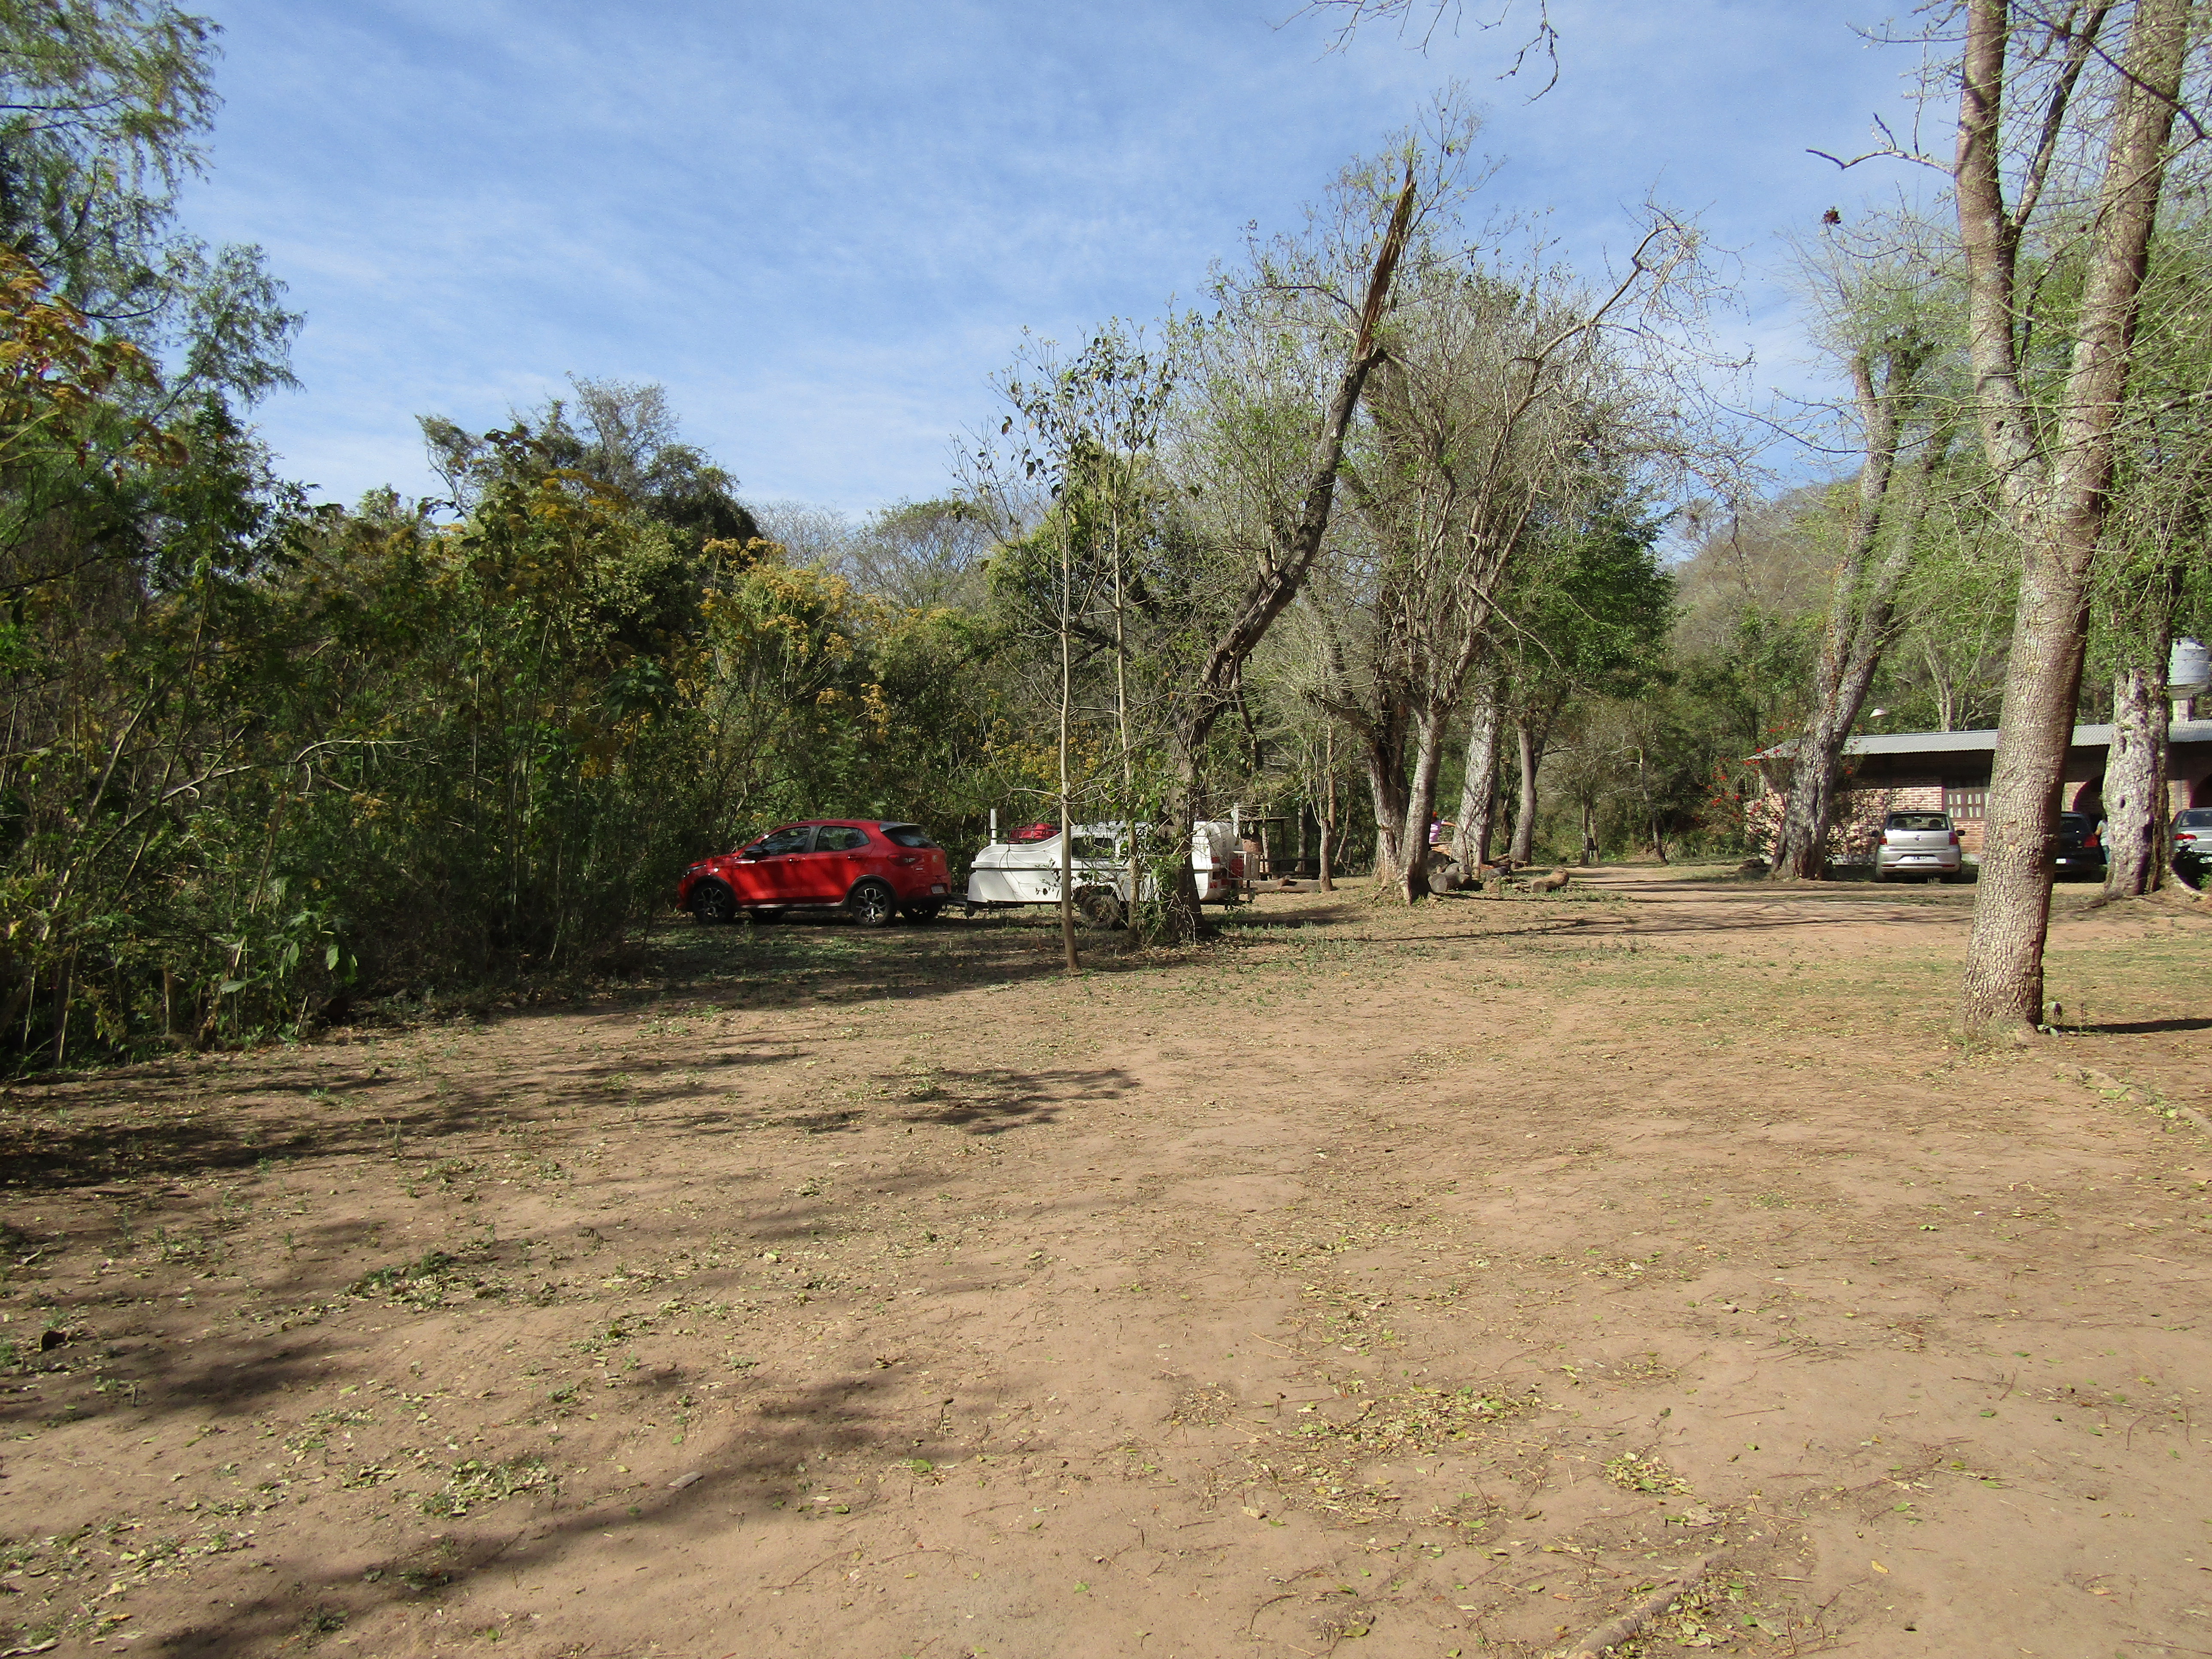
[1750,717,2212,863]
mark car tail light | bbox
[1949,830,1960,845]
[2084,831,2099,848]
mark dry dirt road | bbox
[2,865,2208,1659]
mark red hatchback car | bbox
[678,820,952,927]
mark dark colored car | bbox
[678,821,952,927]
[2054,811,2106,880]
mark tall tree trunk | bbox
[1635,744,1668,863]
[1319,724,1337,891]
[1955,0,2190,1032]
[1770,356,1924,881]
[2103,653,2172,897]
[1163,172,1416,935]
[1113,506,1142,931]
[1360,701,1416,893]
[1508,714,1545,866]
[1058,523,1079,973]
[1454,672,1502,869]
[1580,796,1597,866]
[1389,705,1450,903]
[1768,649,1885,877]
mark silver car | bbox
[2176,808,2212,875]
[1874,810,1965,883]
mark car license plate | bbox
[931,883,947,894]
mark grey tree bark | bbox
[1954,0,2192,1032]
[1399,703,1453,901]
[1319,735,1337,892]
[1355,695,1417,894]
[1058,510,1079,973]
[1768,354,1932,879]
[1508,712,1546,866]
[1454,670,1502,869]
[2103,653,2172,896]
[1163,172,1416,936]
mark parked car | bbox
[1873,810,1965,883]
[2054,811,2107,880]
[2175,807,2212,878]
[678,820,952,927]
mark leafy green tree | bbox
[1495,492,1673,864]
[0,0,298,407]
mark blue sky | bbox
[179,1,1936,515]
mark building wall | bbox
[2064,760,2211,817]
[1753,778,1945,865]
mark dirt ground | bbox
[2,864,2209,1659]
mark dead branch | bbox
[1555,1559,1708,1659]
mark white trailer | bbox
[963,818,1245,922]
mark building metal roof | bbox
[1754,719,2212,764]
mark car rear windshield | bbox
[2178,809,2212,828]
[1887,812,1950,831]
[2058,814,2089,830]
[881,823,938,848]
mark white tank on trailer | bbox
[963,821,1246,912]
[2170,636,2209,693]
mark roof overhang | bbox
[1751,720,2212,778]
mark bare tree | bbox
[841,499,996,612]
[1143,144,1423,931]
[1766,255,1959,879]
[1293,0,1560,83]
[1320,217,1700,902]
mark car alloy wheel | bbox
[692,881,737,924]
[849,880,897,928]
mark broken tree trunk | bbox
[2103,651,2172,897]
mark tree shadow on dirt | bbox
[646,911,1218,1003]
[0,1025,824,1192]
[142,1358,1020,1657]
[2066,1016,2212,1034]
[1565,903,1975,939]
[0,1143,939,1438]
[1212,904,1367,931]
[891,1064,1131,1136]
